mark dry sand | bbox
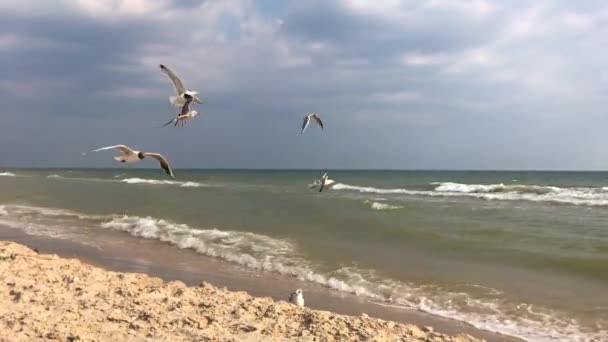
[0,241,484,341]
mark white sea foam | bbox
[47,174,62,179]
[434,182,560,194]
[120,178,207,188]
[180,181,205,188]
[0,203,604,341]
[0,172,16,176]
[121,178,181,185]
[308,178,336,190]
[334,182,608,207]
[365,200,403,211]
[333,183,413,194]
[97,214,606,341]
[0,205,106,242]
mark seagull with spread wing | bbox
[88,145,175,178]
[159,64,202,108]
[301,113,324,134]
[162,93,199,127]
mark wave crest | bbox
[333,182,608,207]
[0,203,603,341]
[0,172,16,177]
[121,178,207,188]
[365,200,403,211]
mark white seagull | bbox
[318,172,330,192]
[301,113,324,134]
[308,172,335,191]
[160,64,202,108]
[89,145,175,178]
[162,93,199,127]
[289,289,305,307]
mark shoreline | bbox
[0,226,520,341]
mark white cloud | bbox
[369,91,421,104]
[71,0,172,17]
[401,52,447,66]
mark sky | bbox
[2,0,608,170]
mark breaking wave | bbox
[0,203,604,341]
[365,200,403,211]
[333,182,608,207]
[0,172,16,177]
[120,178,207,188]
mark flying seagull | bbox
[289,289,304,307]
[318,172,329,192]
[160,64,202,108]
[89,145,175,178]
[301,113,324,134]
[308,172,334,192]
[162,93,199,127]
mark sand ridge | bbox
[0,241,483,341]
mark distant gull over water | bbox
[289,289,304,307]
[301,113,324,134]
[162,93,199,127]
[160,64,202,108]
[88,145,175,178]
[318,172,330,192]
[309,172,334,192]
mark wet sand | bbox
[0,226,520,341]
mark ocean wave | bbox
[120,178,207,188]
[0,205,107,243]
[365,200,403,211]
[434,182,559,194]
[308,178,336,190]
[332,183,412,194]
[0,204,108,221]
[0,172,16,177]
[121,178,181,185]
[333,182,608,207]
[46,174,62,179]
[180,181,205,188]
[97,214,604,341]
[0,203,604,341]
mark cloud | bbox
[2,0,608,169]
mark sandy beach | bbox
[0,240,488,341]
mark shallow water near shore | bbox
[1,169,607,341]
[0,228,516,341]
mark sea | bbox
[0,169,607,341]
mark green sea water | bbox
[1,169,607,341]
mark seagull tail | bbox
[161,117,177,127]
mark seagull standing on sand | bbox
[289,289,305,307]
[159,64,202,108]
[162,93,199,127]
[88,145,175,178]
[301,113,324,134]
